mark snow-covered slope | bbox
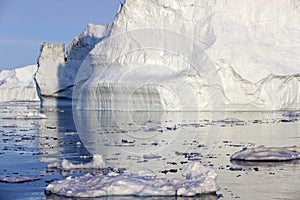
[0,65,40,102]
[74,0,300,111]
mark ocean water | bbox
[0,102,299,199]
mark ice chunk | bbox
[15,112,47,119]
[0,176,40,183]
[230,145,300,161]
[47,154,106,170]
[45,162,219,197]
[143,153,162,159]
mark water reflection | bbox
[73,109,222,172]
[47,194,221,200]
[231,159,300,168]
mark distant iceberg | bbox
[0,65,40,102]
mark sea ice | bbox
[0,176,40,183]
[230,145,300,161]
[45,161,219,197]
[47,154,106,171]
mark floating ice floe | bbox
[45,162,219,197]
[230,145,300,161]
[143,153,162,159]
[15,112,47,119]
[0,176,40,183]
[47,154,106,171]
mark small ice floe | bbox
[0,176,40,183]
[216,118,246,126]
[104,139,135,147]
[230,145,300,161]
[15,112,47,119]
[45,162,219,197]
[143,153,162,159]
[47,154,106,171]
[64,132,78,136]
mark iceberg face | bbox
[2,0,299,110]
[74,0,300,111]
[0,65,40,102]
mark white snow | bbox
[230,145,300,161]
[45,161,219,197]
[47,154,106,170]
[0,65,40,102]
[73,0,300,111]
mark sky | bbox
[0,0,124,70]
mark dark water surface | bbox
[0,102,299,200]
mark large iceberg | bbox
[1,0,299,111]
[74,0,300,111]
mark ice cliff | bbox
[1,0,300,110]
[75,0,300,111]
[35,23,111,98]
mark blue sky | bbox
[0,0,124,70]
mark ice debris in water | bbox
[0,176,40,183]
[230,145,300,161]
[15,112,47,119]
[4,111,47,119]
[45,162,219,197]
[47,154,106,170]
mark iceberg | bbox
[35,23,111,99]
[74,0,300,111]
[45,161,219,197]
[0,65,40,102]
[1,0,299,111]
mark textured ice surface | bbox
[74,0,300,111]
[230,146,300,161]
[45,162,219,197]
[0,65,40,102]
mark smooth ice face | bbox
[45,161,219,197]
[230,146,300,161]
